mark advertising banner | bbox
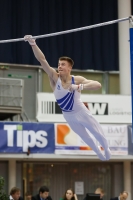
[55,124,128,155]
[37,93,132,123]
[0,122,55,153]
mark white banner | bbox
[55,124,128,155]
[36,93,132,123]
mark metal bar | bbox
[0,17,130,43]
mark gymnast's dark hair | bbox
[59,56,74,67]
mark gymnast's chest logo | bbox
[57,85,61,90]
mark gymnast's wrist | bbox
[77,84,84,91]
[29,41,36,46]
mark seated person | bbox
[110,191,128,200]
[25,191,32,200]
[31,186,52,200]
[95,188,105,199]
[9,187,23,200]
[60,188,78,200]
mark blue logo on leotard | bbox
[57,85,61,90]
[56,91,74,112]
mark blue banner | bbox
[130,28,133,137]
[0,122,55,153]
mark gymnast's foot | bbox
[97,146,106,161]
[105,148,111,160]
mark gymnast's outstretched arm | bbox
[24,35,57,80]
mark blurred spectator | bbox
[9,187,23,200]
[110,191,128,200]
[95,188,105,199]
[31,186,52,200]
[60,188,78,200]
[25,191,32,200]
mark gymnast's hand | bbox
[68,84,84,92]
[24,35,36,46]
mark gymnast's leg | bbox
[80,109,111,160]
[63,114,106,161]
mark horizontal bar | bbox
[0,17,130,44]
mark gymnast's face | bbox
[58,60,72,75]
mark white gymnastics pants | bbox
[63,108,111,161]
